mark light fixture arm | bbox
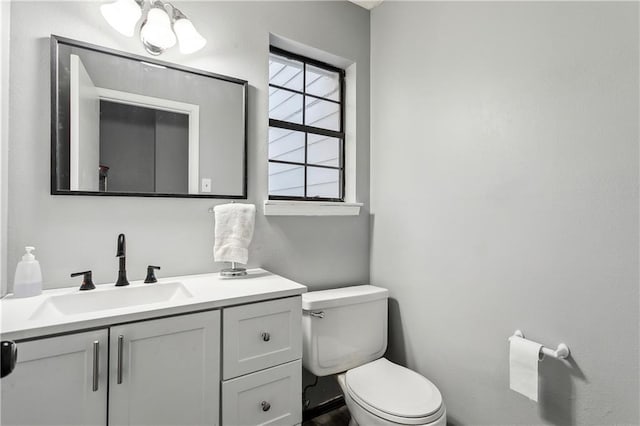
[146,1,192,25]
[163,2,189,22]
[149,0,166,12]
[145,0,174,18]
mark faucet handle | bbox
[144,265,161,284]
[71,270,95,291]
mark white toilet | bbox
[302,286,446,426]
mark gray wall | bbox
[7,1,369,292]
[370,2,639,425]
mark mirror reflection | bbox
[52,36,247,198]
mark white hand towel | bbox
[213,203,256,265]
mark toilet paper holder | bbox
[510,330,570,360]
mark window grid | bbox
[268,46,345,202]
[303,59,307,198]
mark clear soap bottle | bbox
[13,246,43,298]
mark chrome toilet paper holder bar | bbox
[510,330,570,360]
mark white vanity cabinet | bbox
[0,329,109,426]
[0,269,307,426]
[221,296,302,426]
[108,310,220,426]
[1,311,220,426]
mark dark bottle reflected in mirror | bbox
[99,165,109,192]
[51,35,247,199]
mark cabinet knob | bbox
[261,332,270,342]
[261,401,271,412]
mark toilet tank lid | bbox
[302,285,388,310]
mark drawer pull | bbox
[92,340,99,392]
[261,401,271,412]
[117,335,124,384]
[261,332,270,342]
[310,311,325,318]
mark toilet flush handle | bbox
[310,311,324,319]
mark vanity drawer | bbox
[222,296,301,379]
[222,359,301,426]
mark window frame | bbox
[268,46,346,202]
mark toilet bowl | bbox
[301,286,446,426]
[337,358,446,426]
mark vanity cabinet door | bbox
[108,310,220,426]
[0,329,108,426]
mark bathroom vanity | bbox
[0,269,305,426]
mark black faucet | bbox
[115,233,129,286]
[71,270,96,291]
[144,265,161,284]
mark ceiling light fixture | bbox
[100,0,206,55]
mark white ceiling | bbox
[348,0,384,10]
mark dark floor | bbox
[303,405,351,426]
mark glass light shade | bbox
[173,18,206,54]
[100,0,142,37]
[140,7,177,53]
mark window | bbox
[268,47,345,202]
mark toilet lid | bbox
[345,358,443,420]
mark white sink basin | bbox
[30,282,193,320]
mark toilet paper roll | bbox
[509,337,542,402]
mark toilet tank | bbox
[301,285,388,376]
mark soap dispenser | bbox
[13,246,43,298]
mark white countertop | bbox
[1,268,307,341]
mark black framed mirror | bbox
[51,35,247,198]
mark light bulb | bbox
[140,6,176,55]
[100,0,142,37]
[173,17,206,54]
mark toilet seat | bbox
[345,358,445,425]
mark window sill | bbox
[263,200,362,216]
